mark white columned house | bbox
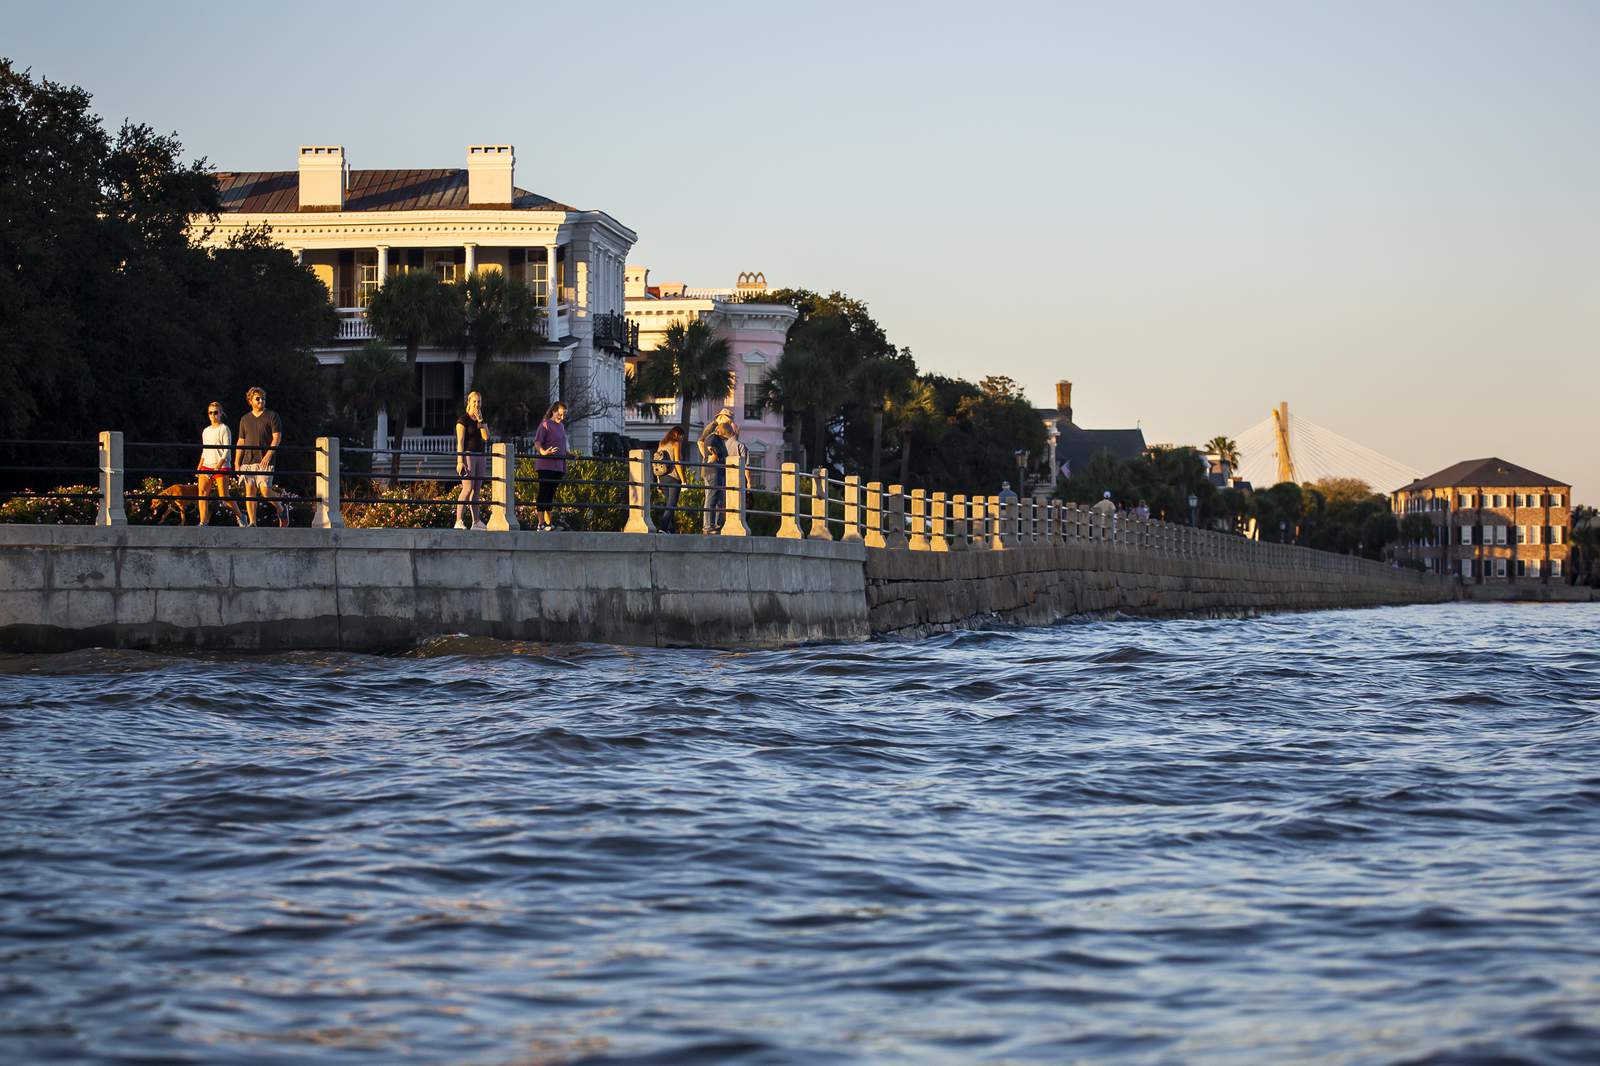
[192,144,638,461]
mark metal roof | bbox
[214,169,573,213]
[1396,457,1569,493]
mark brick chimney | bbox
[297,146,347,210]
[1056,380,1073,423]
[466,144,514,207]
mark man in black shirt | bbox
[236,386,283,527]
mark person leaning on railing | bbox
[454,390,490,530]
[652,426,686,533]
[532,401,569,532]
[698,408,732,534]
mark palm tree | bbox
[458,269,543,365]
[366,270,459,475]
[634,319,733,444]
[1206,435,1241,472]
[338,341,416,456]
[760,346,851,472]
[852,349,916,483]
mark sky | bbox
[7,0,1597,501]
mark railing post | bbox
[808,468,833,541]
[313,436,343,529]
[863,480,886,548]
[721,446,748,536]
[96,430,127,527]
[909,489,930,551]
[1028,499,1041,544]
[623,448,656,534]
[882,484,908,550]
[930,491,950,552]
[969,496,989,550]
[950,494,969,551]
[841,475,863,543]
[776,462,803,539]
[486,442,519,532]
[990,495,1011,550]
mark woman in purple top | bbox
[532,401,569,532]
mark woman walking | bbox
[533,401,569,532]
[652,426,685,532]
[454,390,490,529]
[196,402,243,526]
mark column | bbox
[808,468,833,541]
[863,481,886,548]
[462,355,476,391]
[882,485,908,550]
[545,244,559,333]
[313,437,342,529]
[376,245,389,286]
[776,463,803,539]
[549,361,561,403]
[96,430,126,527]
[487,443,519,532]
[721,446,749,536]
[623,448,656,534]
[464,242,477,275]
[841,475,864,543]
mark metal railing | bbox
[0,431,1456,581]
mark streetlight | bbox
[1014,448,1027,492]
[1187,493,1198,528]
[1278,519,1287,543]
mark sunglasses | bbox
[207,409,221,415]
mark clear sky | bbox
[7,0,1597,501]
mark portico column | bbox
[464,242,477,276]
[545,244,559,329]
[549,361,561,403]
[376,245,389,285]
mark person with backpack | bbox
[652,426,685,532]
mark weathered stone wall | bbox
[0,526,869,653]
[866,542,1458,637]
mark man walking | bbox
[236,386,282,528]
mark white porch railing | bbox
[335,307,375,340]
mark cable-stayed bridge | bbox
[1230,403,1421,493]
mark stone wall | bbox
[866,542,1458,637]
[0,526,869,653]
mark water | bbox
[2,603,1598,1065]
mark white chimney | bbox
[466,144,514,206]
[297,145,347,210]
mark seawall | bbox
[0,526,869,652]
[865,542,1459,638]
[0,526,1467,653]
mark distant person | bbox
[454,390,490,529]
[533,401,568,532]
[1135,500,1151,520]
[701,416,730,534]
[1091,491,1116,517]
[722,419,751,489]
[196,401,243,526]
[999,481,1019,504]
[652,426,685,532]
[236,386,282,527]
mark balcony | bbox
[594,312,640,353]
[335,307,375,341]
[330,304,572,345]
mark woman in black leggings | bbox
[532,401,568,531]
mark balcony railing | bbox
[594,312,640,353]
[335,308,375,341]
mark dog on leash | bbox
[147,481,294,526]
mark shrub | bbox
[0,485,99,524]
[342,479,464,528]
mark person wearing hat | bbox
[1091,490,1117,517]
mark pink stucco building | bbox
[624,268,798,488]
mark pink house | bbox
[624,268,798,488]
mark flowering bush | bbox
[0,485,100,524]
[341,479,464,529]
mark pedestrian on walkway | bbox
[652,426,685,532]
[533,401,569,532]
[196,401,243,526]
[236,387,282,527]
[454,390,490,529]
[700,415,730,534]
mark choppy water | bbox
[2,603,1599,1065]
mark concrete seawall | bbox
[0,525,1467,653]
[866,542,1459,637]
[0,526,869,652]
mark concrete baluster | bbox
[622,448,656,534]
[863,481,886,548]
[487,442,519,532]
[968,496,988,550]
[311,437,343,529]
[882,484,908,550]
[96,430,126,527]
[908,489,930,551]
[721,446,748,536]
[950,494,970,551]
[841,475,863,543]
[991,495,1012,550]
[775,462,802,539]
[808,468,833,541]
[1027,499,1040,544]
[930,492,950,552]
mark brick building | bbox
[1391,458,1572,583]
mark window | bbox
[1492,494,1504,508]
[1552,493,1564,507]
[743,381,765,421]
[528,255,548,302]
[1459,524,1472,545]
[355,251,379,308]
[1516,525,1526,544]
[1552,560,1564,578]
[1460,559,1472,579]
[435,259,458,284]
[1495,558,1508,578]
[1493,526,1507,545]
[1460,494,1473,508]
[1530,525,1541,545]
[1528,560,1541,578]
[747,444,768,490]
[1552,526,1564,545]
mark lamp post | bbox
[1187,493,1198,528]
[1278,519,1287,544]
[1014,448,1027,493]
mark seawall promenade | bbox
[0,523,1457,653]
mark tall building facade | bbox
[1392,458,1572,582]
[623,268,797,488]
[193,144,637,453]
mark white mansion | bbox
[193,144,637,453]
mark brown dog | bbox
[149,482,201,524]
